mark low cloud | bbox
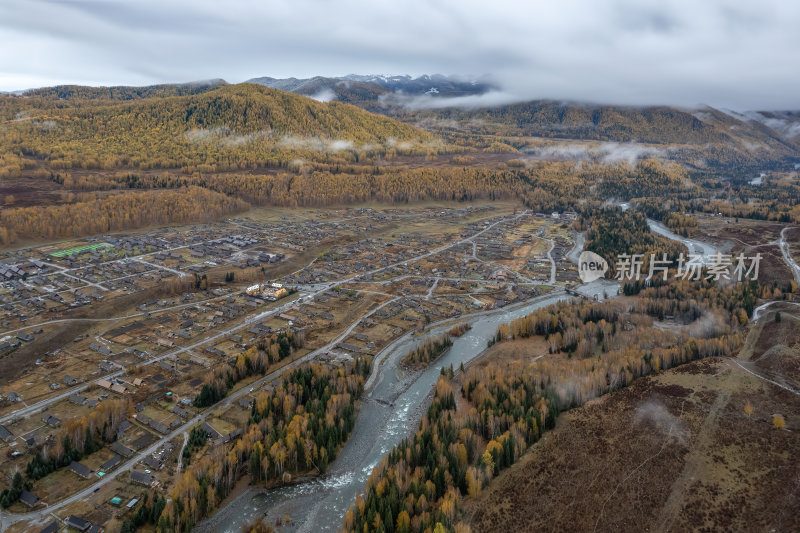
[185,126,270,147]
[310,88,336,102]
[685,311,730,338]
[186,127,370,152]
[328,139,353,151]
[600,143,666,163]
[751,114,800,139]
[720,108,800,139]
[635,400,687,442]
[525,142,666,164]
[278,135,394,153]
[385,137,413,150]
[382,90,522,110]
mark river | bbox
[616,200,721,263]
[647,219,721,264]
[197,292,570,532]
[200,209,723,532]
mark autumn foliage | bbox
[0,186,248,243]
[401,335,453,369]
[159,359,370,532]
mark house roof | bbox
[65,515,92,531]
[130,470,153,486]
[19,490,39,507]
[200,421,222,439]
[39,521,59,533]
[100,455,122,472]
[142,455,162,470]
[111,441,134,457]
[150,421,169,434]
[69,461,92,478]
[69,393,88,404]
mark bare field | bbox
[467,337,550,369]
[693,217,798,284]
[463,354,800,533]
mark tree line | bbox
[156,359,370,532]
[401,335,453,369]
[194,332,305,408]
[0,399,132,508]
[0,186,248,245]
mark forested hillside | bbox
[402,102,800,170]
[402,101,795,148]
[0,83,432,171]
[20,79,228,101]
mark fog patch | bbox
[277,135,327,152]
[278,135,370,153]
[754,115,800,139]
[186,126,233,143]
[529,144,593,160]
[186,126,419,153]
[379,90,522,110]
[525,142,665,164]
[310,88,336,102]
[601,142,665,163]
[692,111,713,122]
[328,139,353,151]
[635,400,686,442]
[185,126,271,147]
[685,311,729,338]
[412,117,463,130]
[740,140,770,152]
[287,159,305,171]
[31,119,58,131]
[385,137,413,150]
[721,109,800,139]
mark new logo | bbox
[578,251,608,283]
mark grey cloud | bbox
[1,0,799,109]
[380,91,522,110]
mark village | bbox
[0,203,583,533]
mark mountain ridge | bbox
[4,76,799,170]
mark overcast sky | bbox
[1,0,798,109]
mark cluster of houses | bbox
[0,260,44,280]
[245,282,288,301]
